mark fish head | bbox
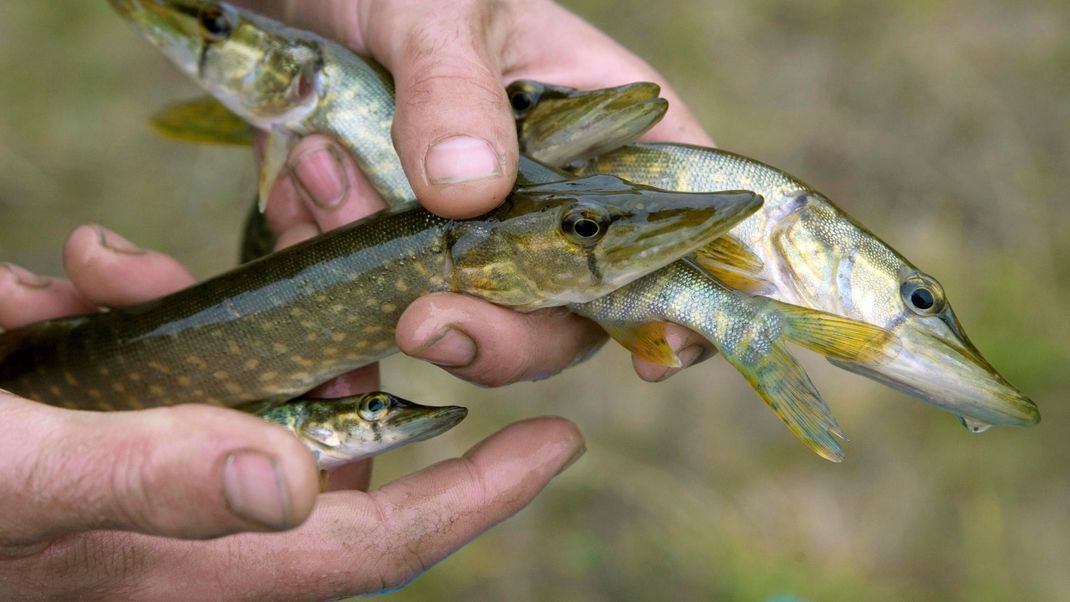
[508,80,668,167]
[301,392,467,469]
[829,265,1039,429]
[109,0,323,126]
[450,174,762,310]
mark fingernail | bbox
[425,136,502,185]
[556,445,586,476]
[222,451,291,530]
[290,143,349,210]
[92,224,145,255]
[413,327,476,368]
[677,345,708,369]
[0,263,51,289]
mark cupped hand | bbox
[239,0,718,384]
[0,225,585,599]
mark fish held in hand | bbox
[0,177,759,409]
[572,144,1039,430]
[257,392,467,471]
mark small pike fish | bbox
[259,392,467,471]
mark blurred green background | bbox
[1,1,1067,599]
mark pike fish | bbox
[110,0,665,213]
[569,144,1040,437]
[260,392,467,471]
[0,176,759,409]
[110,0,904,460]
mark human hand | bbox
[0,225,585,599]
[238,0,718,384]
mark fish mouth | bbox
[109,0,206,78]
[387,399,469,446]
[520,82,668,166]
[829,316,1039,428]
[601,187,763,284]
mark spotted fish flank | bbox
[0,177,761,409]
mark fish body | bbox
[259,392,467,470]
[572,260,891,461]
[571,144,1039,429]
[0,177,759,409]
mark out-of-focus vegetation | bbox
[1,0,1067,599]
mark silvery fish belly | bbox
[571,143,1039,431]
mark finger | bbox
[362,0,518,218]
[0,393,319,549]
[62,225,197,307]
[112,417,584,599]
[283,135,390,230]
[324,460,374,492]
[0,264,94,329]
[630,323,717,382]
[396,293,606,386]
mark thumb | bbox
[0,394,319,549]
[362,0,518,218]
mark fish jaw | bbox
[109,0,206,79]
[450,174,763,310]
[829,308,1039,428]
[511,80,668,167]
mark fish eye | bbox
[900,274,946,316]
[359,393,391,421]
[507,83,541,114]
[199,6,234,40]
[561,207,609,246]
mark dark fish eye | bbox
[359,393,391,420]
[562,208,609,245]
[910,288,935,310]
[509,89,538,113]
[200,7,233,39]
[367,397,384,413]
[900,274,945,316]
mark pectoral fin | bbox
[150,96,256,146]
[772,301,894,363]
[601,322,681,368]
[318,470,330,493]
[690,238,770,295]
[730,344,847,462]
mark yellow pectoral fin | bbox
[602,322,681,368]
[771,300,895,363]
[730,344,847,462]
[150,96,257,146]
[318,470,330,493]
[697,235,764,272]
